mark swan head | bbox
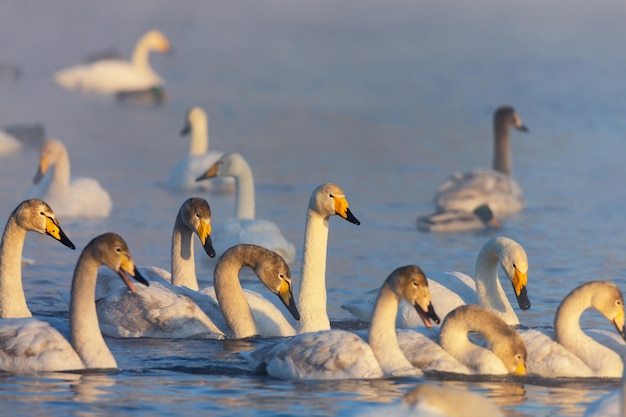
[180,107,207,136]
[493,237,531,311]
[195,152,247,182]
[495,106,528,133]
[473,204,501,229]
[33,139,68,184]
[589,281,626,340]
[389,265,440,329]
[310,183,360,225]
[13,199,76,249]
[88,232,149,293]
[490,327,527,375]
[179,197,216,258]
[140,30,171,54]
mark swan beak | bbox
[516,124,529,133]
[33,156,49,184]
[180,122,191,136]
[414,302,440,329]
[514,360,526,376]
[117,256,149,294]
[277,280,300,321]
[45,216,76,250]
[195,161,220,182]
[512,269,531,310]
[197,221,216,258]
[334,197,361,225]
[613,308,626,340]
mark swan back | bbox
[440,305,527,375]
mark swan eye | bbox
[412,280,418,288]
[617,300,622,306]
[329,194,334,198]
[40,211,45,216]
[279,273,285,279]
[115,247,122,253]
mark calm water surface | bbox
[1,0,626,415]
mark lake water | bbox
[1,0,626,415]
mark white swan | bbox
[0,129,22,155]
[166,107,234,193]
[54,30,170,95]
[0,199,76,319]
[24,139,112,218]
[0,232,148,373]
[195,152,296,263]
[342,236,530,328]
[243,265,440,380]
[521,281,626,378]
[417,204,501,233]
[397,305,527,375]
[433,106,528,216]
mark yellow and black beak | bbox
[45,216,75,250]
[197,220,215,258]
[512,268,531,310]
[414,302,440,330]
[613,307,626,340]
[514,360,526,376]
[195,161,220,182]
[117,255,149,294]
[277,280,300,321]
[333,197,360,225]
[33,156,49,184]
[180,121,191,136]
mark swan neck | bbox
[131,39,152,71]
[368,283,413,374]
[233,164,255,219]
[492,120,512,175]
[214,248,257,338]
[474,245,515,320]
[170,213,199,290]
[52,149,71,189]
[298,209,330,333]
[188,117,208,156]
[0,217,31,318]
[70,253,116,369]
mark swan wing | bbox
[397,328,470,374]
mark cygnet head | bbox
[388,265,440,329]
[13,199,75,250]
[33,139,68,184]
[179,197,215,258]
[486,237,531,311]
[140,30,171,54]
[180,107,207,136]
[494,106,528,133]
[310,183,360,225]
[489,322,527,375]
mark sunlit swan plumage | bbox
[166,107,233,193]
[0,199,75,319]
[433,106,528,216]
[54,30,170,94]
[243,265,440,380]
[397,305,527,375]
[196,152,296,263]
[342,236,530,328]
[24,139,112,218]
[521,281,626,378]
[0,233,148,373]
[417,204,501,233]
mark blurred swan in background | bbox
[243,265,440,380]
[432,105,528,217]
[54,30,170,95]
[0,123,45,156]
[166,107,233,192]
[417,204,501,233]
[0,233,148,373]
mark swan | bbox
[195,152,296,263]
[54,30,170,95]
[433,106,528,216]
[0,129,22,155]
[583,367,626,417]
[24,139,112,218]
[521,281,626,378]
[397,305,527,375]
[243,265,440,380]
[166,107,234,193]
[417,204,501,233]
[342,236,530,328]
[0,199,76,319]
[0,232,148,373]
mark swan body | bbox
[54,30,170,94]
[0,199,75,319]
[243,265,440,380]
[398,305,527,375]
[24,139,112,218]
[0,233,148,373]
[417,204,501,233]
[521,281,626,378]
[433,106,528,216]
[0,129,22,155]
[196,152,296,263]
[166,107,233,193]
[342,236,530,328]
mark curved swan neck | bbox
[214,246,258,338]
[70,252,116,369]
[233,161,255,219]
[188,114,208,156]
[474,241,516,323]
[131,38,152,71]
[0,216,31,318]
[170,213,199,290]
[492,117,512,176]
[298,207,331,333]
[368,282,413,374]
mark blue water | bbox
[1,0,626,415]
